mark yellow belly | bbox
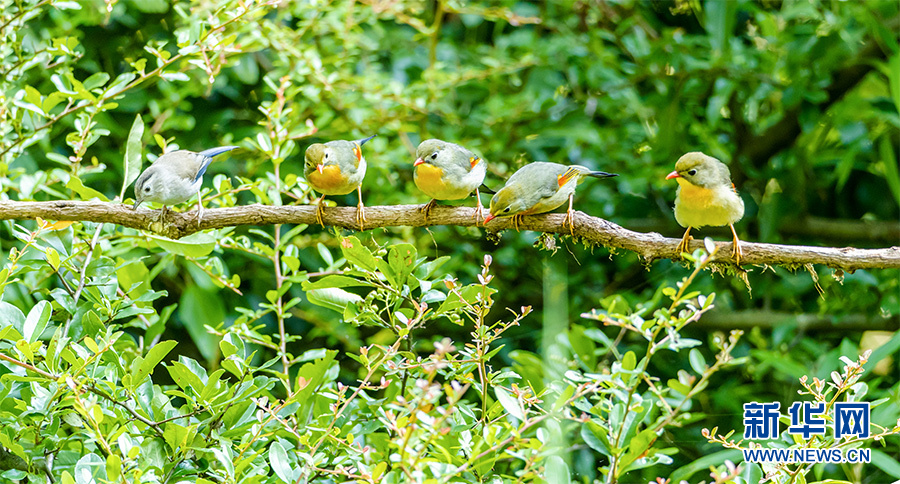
[674,183,744,228]
[415,164,470,200]
[308,165,355,195]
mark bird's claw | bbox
[315,202,326,228]
[512,214,523,232]
[421,199,437,222]
[730,225,743,266]
[473,201,484,226]
[563,210,575,236]
[676,231,693,257]
[356,202,366,231]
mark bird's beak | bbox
[414,158,425,167]
[483,213,496,224]
[665,171,680,180]
[133,199,142,210]
[316,164,324,174]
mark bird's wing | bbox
[157,151,203,183]
[326,140,362,171]
[513,163,562,200]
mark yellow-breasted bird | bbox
[414,139,490,224]
[304,134,376,229]
[484,161,618,234]
[666,151,745,264]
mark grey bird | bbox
[133,146,238,224]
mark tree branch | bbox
[621,217,900,245]
[1,200,897,271]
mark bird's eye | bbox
[503,208,510,213]
[324,153,328,159]
[688,169,697,176]
[144,187,151,192]
[431,152,438,160]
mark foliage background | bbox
[0,0,898,483]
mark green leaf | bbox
[872,449,900,479]
[167,360,205,392]
[106,454,121,482]
[306,288,362,313]
[130,340,178,390]
[339,236,377,272]
[83,72,110,90]
[0,302,26,335]
[544,455,571,484]
[494,386,524,420]
[269,441,293,482]
[23,300,51,343]
[66,176,109,201]
[581,421,611,456]
[386,243,417,288]
[121,114,144,200]
[621,351,636,371]
[688,349,707,374]
[148,232,216,258]
[291,350,338,423]
[301,275,368,290]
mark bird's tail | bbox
[586,170,618,179]
[559,166,618,186]
[195,146,238,181]
[199,146,239,159]
[479,183,496,195]
[356,134,377,146]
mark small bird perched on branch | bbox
[484,162,618,234]
[305,134,376,230]
[666,151,745,264]
[132,146,238,224]
[413,139,492,225]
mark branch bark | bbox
[1,200,898,271]
[621,217,900,245]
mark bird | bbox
[413,139,490,224]
[666,151,745,264]
[304,134,375,230]
[484,162,618,234]
[132,145,238,224]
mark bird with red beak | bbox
[304,134,376,230]
[666,152,745,264]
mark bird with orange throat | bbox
[666,152,745,264]
[304,134,376,230]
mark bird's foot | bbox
[676,231,693,257]
[356,201,367,231]
[512,214,523,232]
[315,201,326,227]
[731,237,743,266]
[473,200,484,226]
[563,209,575,236]
[421,199,438,221]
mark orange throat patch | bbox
[415,163,447,192]
[677,180,715,208]
[309,165,346,191]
